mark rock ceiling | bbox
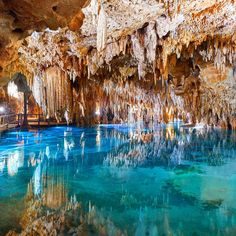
[0,0,236,128]
[0,0,88,78]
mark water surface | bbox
[0,124,236,235]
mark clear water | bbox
[0,124,236,235]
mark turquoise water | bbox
[0,124,236,235]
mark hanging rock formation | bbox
[0,0,236,128]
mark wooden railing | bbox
[0,114,19,130]
[18,113,50,126]
[19,113,67,127]
[0,113,67,129]
[0,114,18,126]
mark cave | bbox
[0,0,236,235]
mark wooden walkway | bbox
[0,114,18,131]
[0,113,67,131]
[26,114,67,127]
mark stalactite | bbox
[145,21,157,77]
[97,3,107,52]
[131,34,145,79]
[8,0,236,129]
[32,75,46,113]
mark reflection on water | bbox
[0,124,236,235]
[7,150,24,176]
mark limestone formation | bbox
[0,0,236,128]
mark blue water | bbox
[0,124,236,235]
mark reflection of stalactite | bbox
[87,202,126,236]
[42,164,68,209]
[103,127,236,170]
[7,149,24,176]
[11,188,126,235]
[43,181,67,209]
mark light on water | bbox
[0,125,236,235]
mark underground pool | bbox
[0,124,236,235]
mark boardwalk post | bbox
[22,92,29,128]
[38,114,40,127]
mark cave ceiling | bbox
[0,0,236,128]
